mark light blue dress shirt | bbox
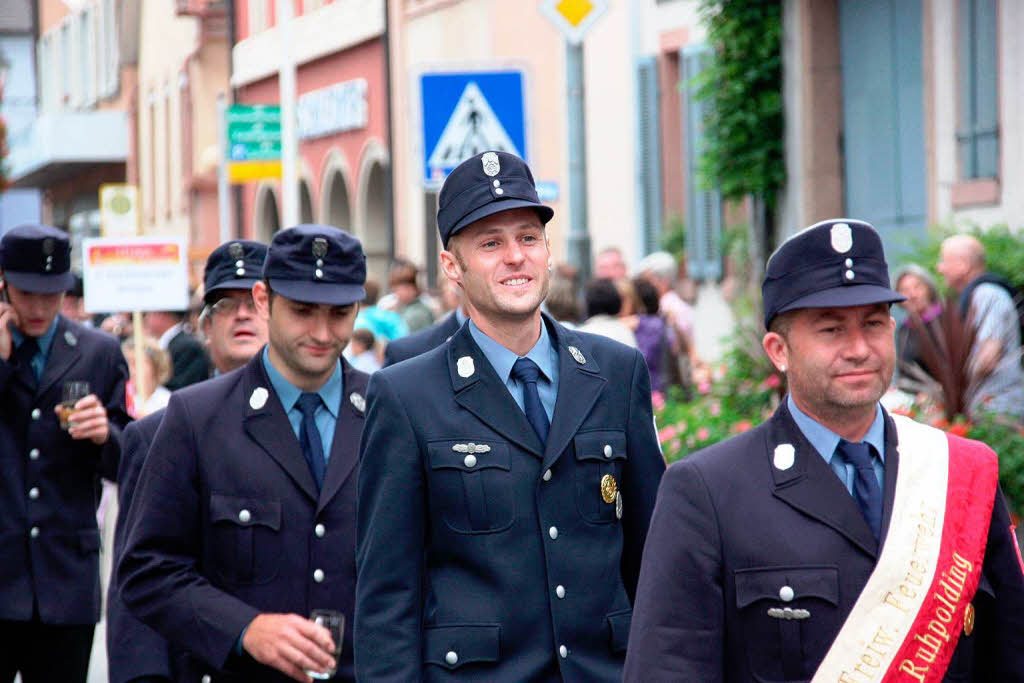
[469,319,559,422]
[261,347,342,462]
[787,395,886,493]
[10,316,59,380]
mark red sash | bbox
[812,416,997,682]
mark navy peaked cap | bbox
[437,151,553,247]
[762,218,905,329]
[204,240,268,303]
[0,224,75,294]
[263,225,366,306]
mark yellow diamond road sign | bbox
[541,0,608,44]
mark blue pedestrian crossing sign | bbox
[420,70,527,186]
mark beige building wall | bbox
[928,0,1024,229]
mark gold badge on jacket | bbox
[963,603,975,636]
[600,474,617,504]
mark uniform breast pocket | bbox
[573,431,627,524]
[208,494,282,585]
[427,441,514,534]
[734,565,840,682]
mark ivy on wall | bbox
[695,0,785,208]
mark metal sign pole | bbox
[217,92,231,242]
[566,41,591,283]
[278,0,299,227]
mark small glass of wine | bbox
[60,381,91,430]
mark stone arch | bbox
[254,183,281,242]
[356,139,391,282]
[319,148,353,233]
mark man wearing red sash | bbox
[624,219,1024,682]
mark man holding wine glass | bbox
[0,223,131,683]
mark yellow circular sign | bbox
[600,474,617,504]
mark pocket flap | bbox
[607,608,632,653]
[427,441,510,473]
[78,528,101,554]
[735,566,839,608]
[209,494,282,530]
[574,431,627,462]
[424,624,500,669]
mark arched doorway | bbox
[255,185,281,242]
[299,181,315,224]
[360,161,390,280]
[323,169,352,232]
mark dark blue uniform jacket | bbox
[355,315,666,681]
[382,312,462,367]
[118,353,368,682]
[0,315,129,624]
[624,400,1024,682]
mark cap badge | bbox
[64,331,77,347]
[453,443,491,454]
[481,152,500,177]
[312,237,329,259]
[773,443,795,471]
[229,242,244,259]
[830,223,853,253]
[600,474,618,504]
[249,387,269,410]
[568,346,586,365]
[349,392,366,413]
[42,238,55,256]
[457,356,475,378]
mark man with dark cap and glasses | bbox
[119,226,370,682]
[355,151,665,681]
[624,219,1024,682]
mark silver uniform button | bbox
[779,585,795,602]
[845,269,855,280]
[315,268,324,279]
[463,454,477,468]
[28,487,39,500]
[603,444,613,458]
[548,526,558,540]
[31,408,41,420]
[315,523,326,538]
[313,569,325,583]
[238,509,251,523]
[235,268,245,276]
[556,585,565,599]
[845,258,853,267]
[559,644,568,658]
[316,258,324,267]
[29,448,40,460]
[202,676,212,683]
[542,469,552,481]
[235,259,244,268]
[445,651,458,666]
[30,526,39,538]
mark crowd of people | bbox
[0,150,1022,683]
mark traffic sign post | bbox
[420,70,527,186]
[225,104,282,183]
[540,0,609,45]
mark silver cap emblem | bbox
[349,392,365,413]
[228,242,245,259]
[773,443,795,471]
[249,387,269,410]
[568,346,586,365]
[64,330,77,346]
[42,238,55,255]
[312,237,329,259]
[830,223,853,253]
[457,356,475,378]
[481,152,500,177]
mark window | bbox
[957,0,998,180]
[681,45,722,282]
[636,57,662,257]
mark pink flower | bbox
[732,420,753,433]
[761,374,781,389]
[658,425,678,442]
[696,427,711,442]
[698,381,712,395]
[651,391,666,411]
[710,402,721,417]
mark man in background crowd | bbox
[142,309,210,390]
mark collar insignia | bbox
[64,330,77,346]
[568,346,586,365]
[249,387,269,410]
[349,392,365,413]
[773,443,795,471]
[457,356,475,378]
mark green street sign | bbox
[226,105,282,161]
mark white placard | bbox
[82,237,189,313]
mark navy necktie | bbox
[511,357,549,446]
[297,392,326,490]
[12,337,40,388]
[836,440,882,541]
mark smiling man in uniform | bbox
[355,151,665,681]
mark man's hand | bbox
[0,299,19,361]
[242,613,336,682]
[58,394,110,445]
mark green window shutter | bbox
[957,0,998,180]
[681,45,722,281]
[636,57,663,256]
